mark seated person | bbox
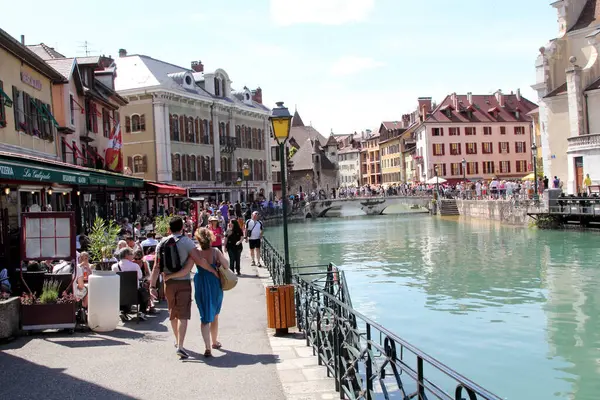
[111,247,146,321]
[73,263,88,308]
[114,240,128,259]
[78,252,93,281]
[0,268,10,294]
[141,232,159,248]
[125,236,141,254]
[52,260,72,274]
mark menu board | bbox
[21,212,75,261]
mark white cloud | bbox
[329,56,384,76]
[270,0,374,26]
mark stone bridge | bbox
[305,196,432,218]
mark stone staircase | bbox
[439,199,460,216]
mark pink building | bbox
[414,90,537,182]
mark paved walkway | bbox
[1,248,337,400]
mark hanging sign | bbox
[21,71,43,91]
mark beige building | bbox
[533,0,600,193]
[114,52,271,202]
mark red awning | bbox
[145,182,187,195]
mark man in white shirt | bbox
[141,232,159,249]
[245,211,263,267]
[111,247,143,283]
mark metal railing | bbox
[262,237,503,400]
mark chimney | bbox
[251,87,263,104]
[417,97,432,120]
[451,92,458,110]
[20,35,25,45]
[118,48,127,58]
[495,89,504,107]
[516,88,521,102]
[467,92,473,105]
[191,60,204,73]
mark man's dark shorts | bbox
[165,280,192,320]
[249,239,261,250]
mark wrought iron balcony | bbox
[567,133,600,151]
[216,171,254,185]
[219,136,239,153]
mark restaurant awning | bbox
[0,151,143,188]
[145,182,187,196]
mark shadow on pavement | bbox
[0,352,137,399]
[183,348,279,367]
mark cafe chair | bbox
[117,271,142,323]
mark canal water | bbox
[265,213,600,400]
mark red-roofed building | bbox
[414,91,537,182]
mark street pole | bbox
[246,179,249,203]
[532,144,538,201]
[280,141,291,285]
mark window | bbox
[499,161,511,174]
[433,163,446,176]
[500,126,506,135]
[189,155,197,181]
[450,143,461,155]
[0,80,8,128]
[257,129,263,150]
[450,163,463,176]
[203,119,210,144]
[432,127,443,136]
[187,117,195,142]
[515,141,526,153]
[271,146,280,161]
[483,127,492,135]
[482,142,493,154]
[170,114,180,141]
[449,127,460,136]
[514,126,525,135]
[433,143,445,156]
[194,118,200,143]
[236,125,242,146]
[466,142,477,155]
[516,160,528,173]
[130,113,147,133]
[467,162,478,175]
[102,109,111,137]
[69,94,75,126]
[499,142,509,154]
[86,101,98,133]
[181,154,188,180]
[214,77,221,97]
[179,115,186,142]
[172,154,181,180]
[131,155,147,173]
[483,161,495,174]
[465,127,476,135]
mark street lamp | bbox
[243,163,250,203]
[270,101,292,285]
[531,143,538,200]
[461,158,467,182]
[434,165,439,199]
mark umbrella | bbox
[521,173,536,181]
[425,176,447,184]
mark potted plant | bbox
[154,215,170,238]
[21,279,77,331]
[88,216,121,269]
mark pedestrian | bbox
[245,211,263,267]
[150,216,206,360]
[225,220,244,275]
[208,216,224,252]
[164,228,226,358]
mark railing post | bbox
[417,356,425,399]
[366,323,373,400]
[316,291,322,365]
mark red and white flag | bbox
[105,123,123,172]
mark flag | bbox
[105,123,123,172]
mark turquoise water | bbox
[265,214,600,400]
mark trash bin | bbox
[266,285,296,331]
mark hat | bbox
[209,216,219,222]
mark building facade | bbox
[360,131,380,185]
[337,147,360,187]
[532,0,600,194]
[113,53,271,203]
[414,91,536,181]
[379,121,407,185]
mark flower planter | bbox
[0,297,20,339]
[21,302,76,331]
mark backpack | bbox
[245,220,263,237]
[158,236,182,273]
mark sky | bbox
[1,0,557,135]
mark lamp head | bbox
[270,102,292,144]
[243,163,250,177]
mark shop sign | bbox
[21,71,43,91]
[89,174,143,188]
[0,161,88,185]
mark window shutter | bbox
[142,155,148,172]
[442,144,445,156]
[125,116,131,133]
[12,86,19,130]
[507,143,510,154]
[458,143,461,155]
[210,122,214,144]
[210,156,215,180]
[441,128,444,136]
[140,114,146,131]
[127,156,133,170]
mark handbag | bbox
[217,265,238,291]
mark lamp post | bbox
[532,143,538,201]
[270,101,293,285]
[243,163,250,203]
[461,158,466,182]
[434,165,439,199]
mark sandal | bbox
[211,342,222,349]
[204,349,212,357]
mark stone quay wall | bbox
[454,200,545,226]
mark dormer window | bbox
[214,77,221,97]
[185,75,192,86]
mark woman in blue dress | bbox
[164,227,227,357]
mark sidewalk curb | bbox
[243,250,338,400]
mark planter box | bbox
[0,297,20,339]
[21,302,76,331]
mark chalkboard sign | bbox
[21,212,76,261]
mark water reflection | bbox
[266,216,600,399]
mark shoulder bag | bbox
[214,249,238,291]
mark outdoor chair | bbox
[117,271,142,323]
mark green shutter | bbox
[41,103,59,128]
